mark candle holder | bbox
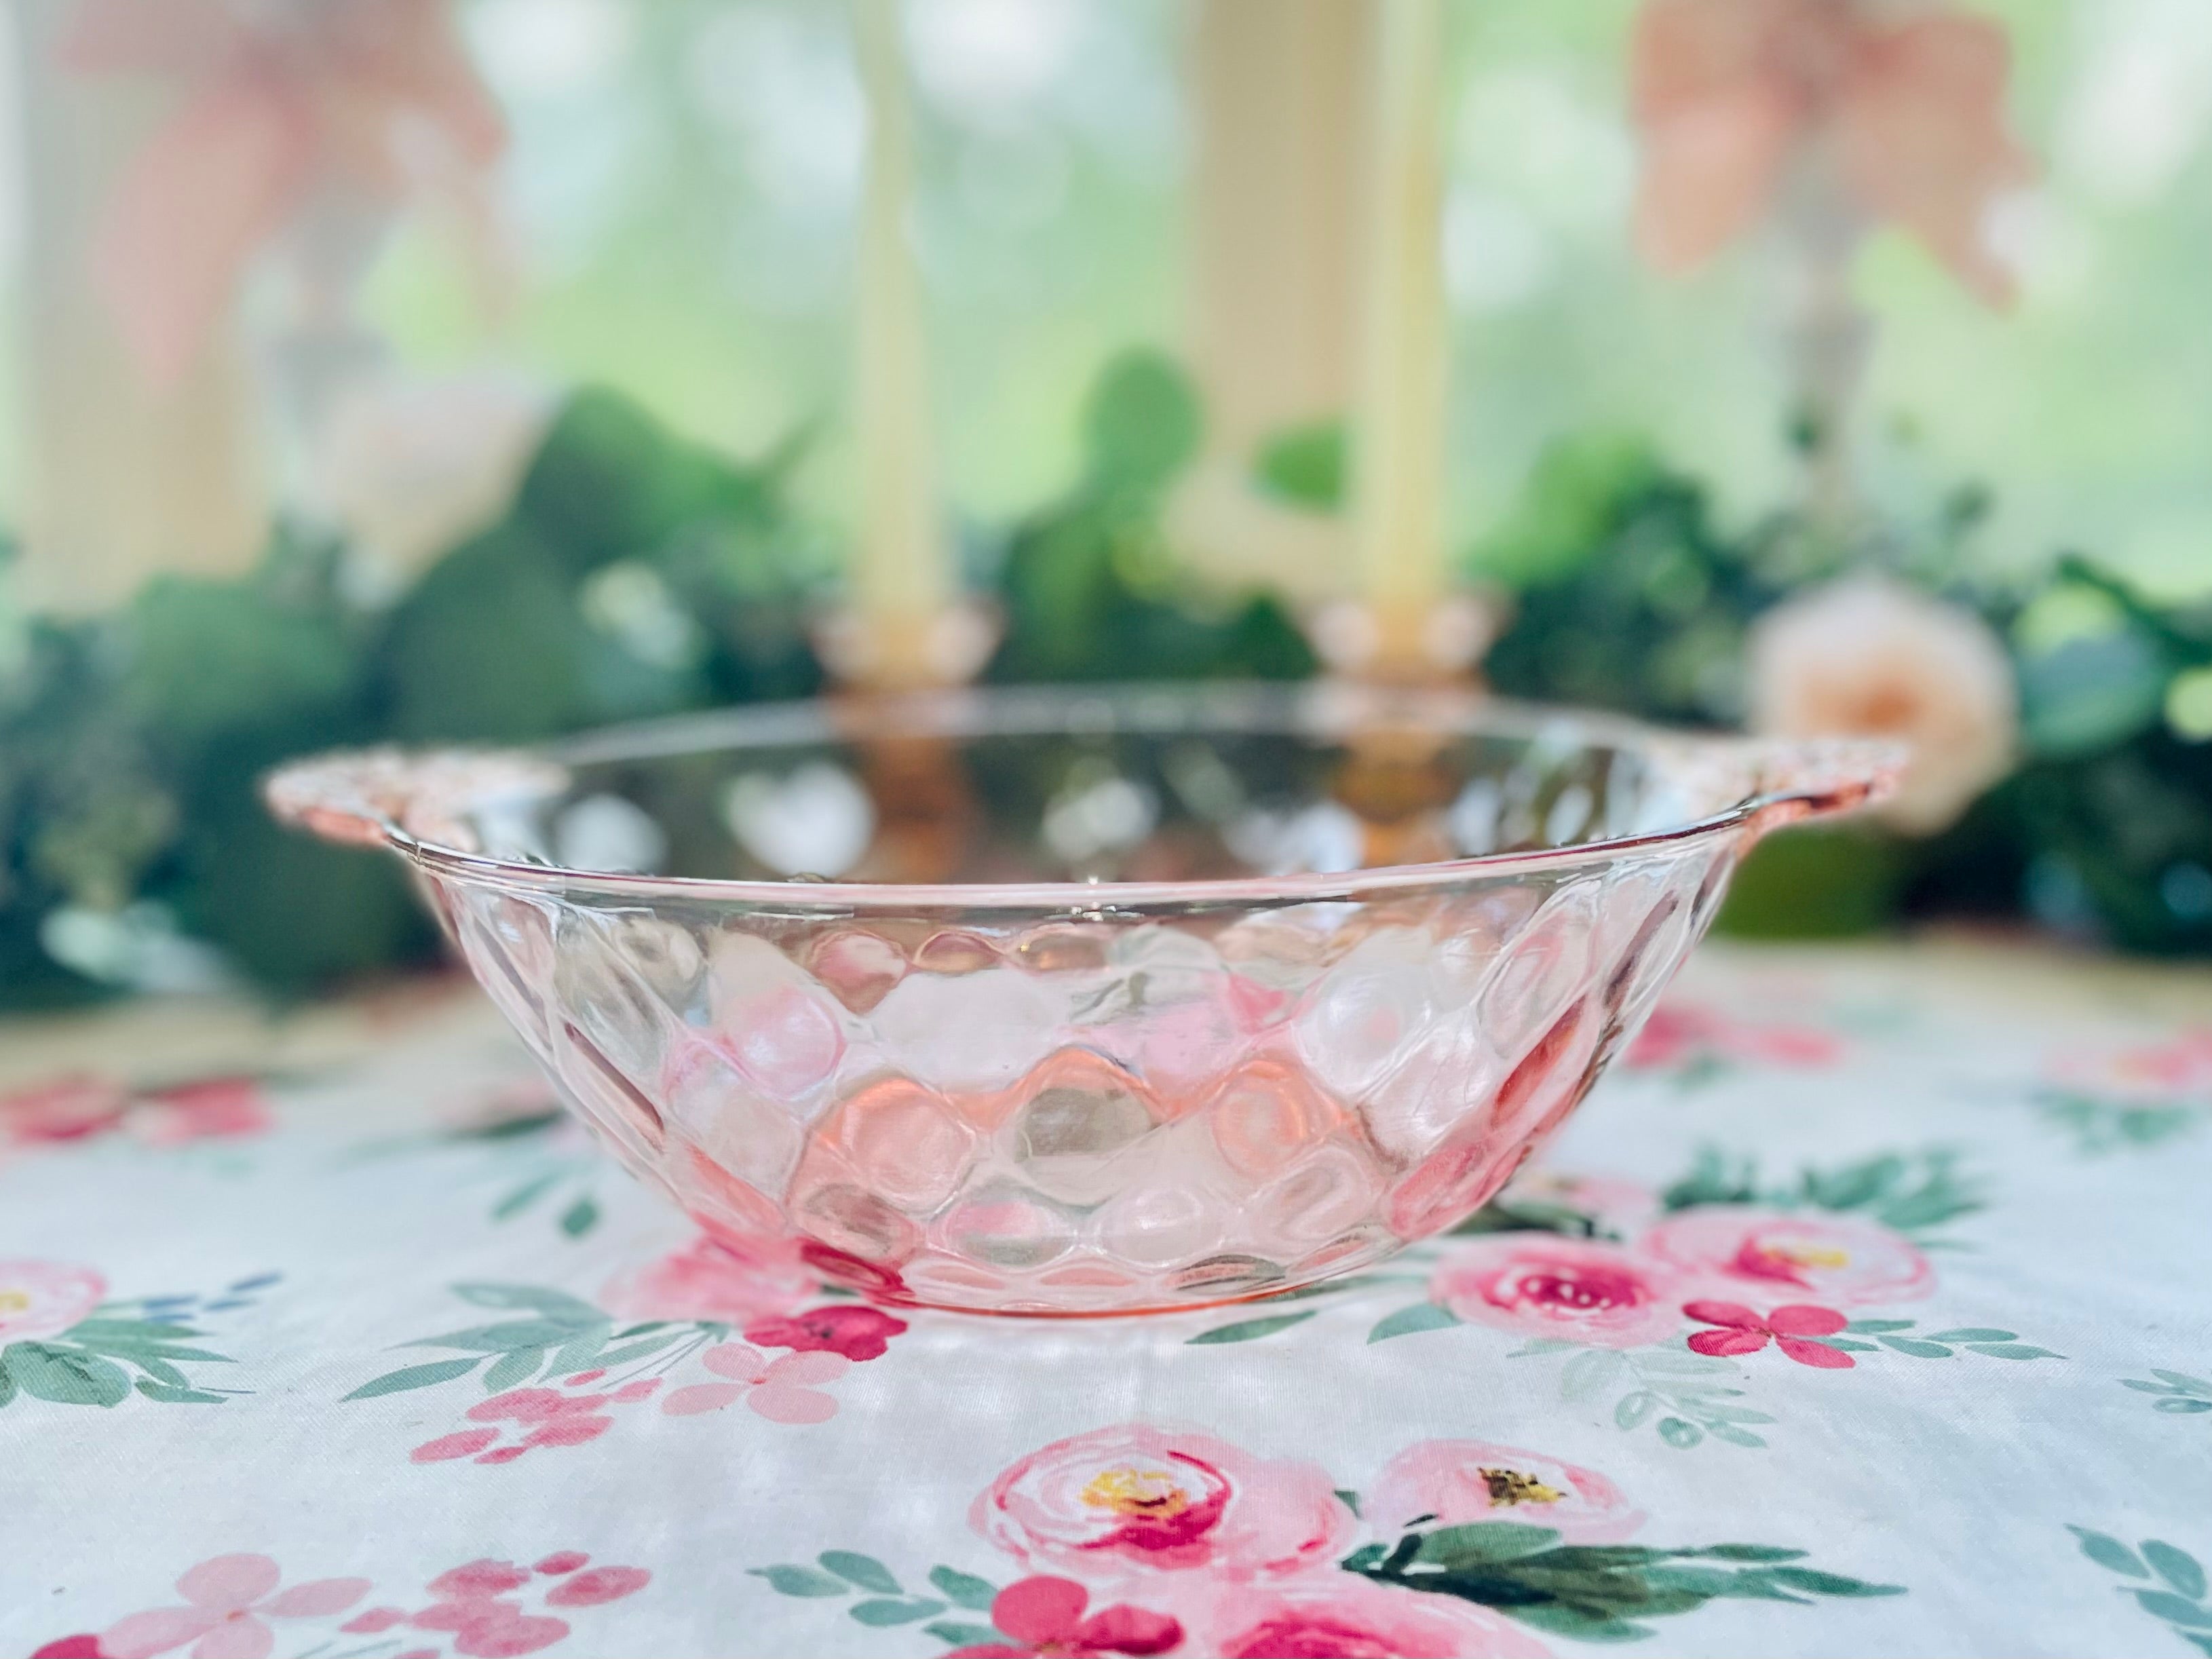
[812,596,1001,885]
[1303,590,1502,866]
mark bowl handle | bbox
[1742,736,1909,839]
[263,747,567,854]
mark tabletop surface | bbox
[4,938,2210,1659]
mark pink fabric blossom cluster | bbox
[37,1549,646,1659]
[1428,1179,1935,1370]
[0,1075,270,1155]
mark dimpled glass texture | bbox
[267,684,1893,1316]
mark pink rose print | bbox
[1686,1301,1854,1368]
[100,1553,369,1659]
[599,1234,814,1329]
[974,1423,1354,1580]
[660,1341,851,1424]
[1200,1576,1552,1659]
[1429,1237,1685,1349]
[1642,1206,1934,1307]
[744,1303,908,1361]
[1626,1004,1840,1073]
[0,1260,107,1344]
[33,1638,106,1658]
[945,1576,1184,1658]
[1365,1440,1645,1544]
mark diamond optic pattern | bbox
[269,687,1901,1315]
[438,845,1721,1314]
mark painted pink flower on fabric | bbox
[1200,1575,1552,1659]
[599,1234,814,1329]
[1430,1237,1686,1349]
[0,1075,128,1145]
[660,1341,850,1424]
[743,1303,907,1362]
[974,1423,1354,1581]
[1626,1004,1841,1073]
[944,1576,1183,1658]
[411,1379,665,1466]
[101,1554,369,1659]
[1366,1441,1645,1544]
[133,1078,271,1145]
[412,1559,567,1659]
[1642,1206,1933,1307]
[1686,1301,1853,1367]
[0,1260,107,1344]
[397,1552,647,1656]
[2051,1030,2212,1103]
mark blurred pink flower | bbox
[61,0,506,388]
[660,1341,852,1424]
[0,1260,107,1344]
[1626,1004,1842,1072]
[945,1576,1183,1658]
[0,1076,128,1145]
[1644,1206,1934,1307]
[1632,0,2033,303]
[134,1078,272,1145]
[1749,575,2017,835]
[1367,1441,1645,1544]
[2050,1031,2212,1103]
[102,1554,368,1659]
[1200,1576,1552,1659]
[974,1423,1354,1581]
[1430,1237,1687,1349]
[600,1235,814,1329]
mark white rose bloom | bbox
[1749,574,2018,835]
[317,370,558,579]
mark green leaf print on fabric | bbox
[2122,1369,2212,1415]
[2073,1527,2212,1657]
[0,1263,268,1415]
[753,1555,1006,1647]
[1660,1145,1983,1235]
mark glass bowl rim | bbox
[265,680,1902,913]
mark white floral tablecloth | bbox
[4,939,2211,1659]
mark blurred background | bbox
[1,0,2208,1007]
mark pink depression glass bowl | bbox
[267,683,1896,1316]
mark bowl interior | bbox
[453,685,1757,888]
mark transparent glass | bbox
[267,683,1896,1316]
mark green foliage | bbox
[750,1551,986,1643]
[1,1310,240,1413]
[1349,1523,1903,1641]
[988,350,1316,686]
[1187,1310,1320,1345]
[1660,1145,1983,1234]
[2121,1369,2212,1415]
[1474,433,1794,726]
[1253,419,1346,512]
[0,389,820,1008]
[2073,1526,2212,1656]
